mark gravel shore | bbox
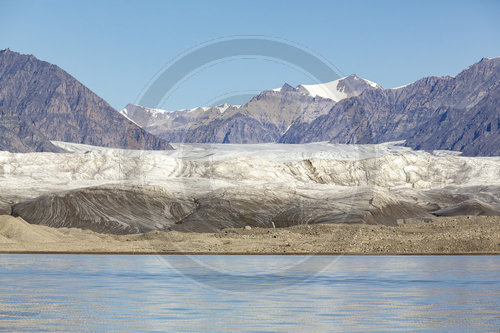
[0,215,498,254]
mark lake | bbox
[0,255,498,332]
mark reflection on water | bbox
[0,255,499,332]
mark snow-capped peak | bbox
[299,75,382,101]
[272,75,382,102]
[216,103,234,113]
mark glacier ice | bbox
[1,141,499,233]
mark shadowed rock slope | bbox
[0,49,172,152]
[281,57,500,156]
[12,186,197,234]
[11,184,500,234]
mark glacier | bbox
[1,141,499,233]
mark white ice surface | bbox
[1,141,499,203]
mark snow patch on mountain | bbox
[118,108,140,126]
[121,103,238,119]
[273,75,382,102]
[123,105,170,117]
[390,82,412,90]
[300,76,381,101]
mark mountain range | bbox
[0,48,498,156]
[124,57,499,156]
[0,49,172,152]
[121,74,378,144]
[281,57,499,157]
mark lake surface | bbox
[0,255,498,332]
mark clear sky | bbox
[1,0,499,110]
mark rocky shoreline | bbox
[1,215,498,254]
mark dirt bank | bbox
[0,215,498,254]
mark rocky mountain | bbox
[281,57,500,156]
[122,75,379,143]
[295,74,381,101]
[0,49,172,152]
[121,103,242,143]
[404,85,500,156]
[124,58,499,156]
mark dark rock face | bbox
[0,49,172,152]
[281,57,500,156]
[405,85,500,155]
[183,113,282,144]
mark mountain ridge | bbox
[2,48,496,156]
[280,57,499,156]
[0,49,173,152]
[123,74,380,143]
[124,58,499,156]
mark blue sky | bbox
[1,0,499,110]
